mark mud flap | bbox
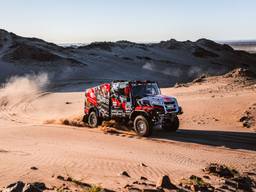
[82,115,88,123]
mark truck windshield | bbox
[132,83,160,99]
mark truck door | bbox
[96,83,110,118]
[110,82,132,117]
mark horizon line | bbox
[1,28,256,45]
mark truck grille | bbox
[164,101,177,112]
[164,101,175,105]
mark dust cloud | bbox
[0,73,49,107]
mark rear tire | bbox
[162,115,179,132]
[88,111,102,128]
[134,115,152,137]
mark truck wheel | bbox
[134,115,152,137]
[88,111,102,128]
[163,116,179,132]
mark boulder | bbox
[120,171,130,177]
[23,182,47,192]
[204,163,238,178]
[3,181,25,192]
[156,175,177,189]
[233,176,256,191]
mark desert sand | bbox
[0,69,255,191]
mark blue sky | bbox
[0,0,255,43]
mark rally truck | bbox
[83,80,182,137]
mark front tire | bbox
[162,115,179,132]
[88,111,102,128]
[134,115,152,137]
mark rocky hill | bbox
[1,29,256,86]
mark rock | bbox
[224,179,238,188]
[190,184,198,191]
[66,177,72,181]
[139,163,147,167]
[3,181,25,192]
[120,171,130,177]
[192,74,207,83]
[124,184,132,188]
[204,163,238,178]
[244,171,256,176]
[140,176,148,181]
[233,176,256,191]
[243,121,251,128]
[203,175,210,180]
[56,175,65,181]
[240,116,248,122]
[23,182,47,192]
[179,175,214,192]
[219,184,229,190]
[156,175,177,189]
[240,105,255,129]
[30,166,38,170]
[224,68,256,79]
[220,175,256,192]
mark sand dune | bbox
[1,29,256,87]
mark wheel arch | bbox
[88,107,101,117]
[130,110,150,121]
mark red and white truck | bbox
[83,80,182,137]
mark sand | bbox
[0,73,255,190]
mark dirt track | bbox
[0,76,256,190]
